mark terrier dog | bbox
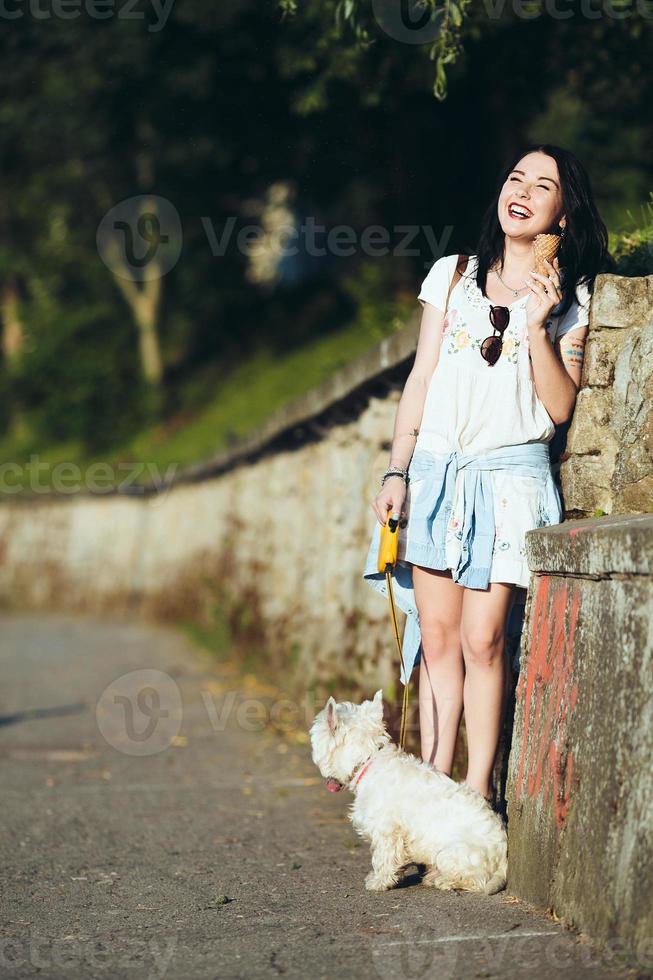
[309,689,507,893]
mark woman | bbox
[363,143,615,805]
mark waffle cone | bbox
[533,234,561,275]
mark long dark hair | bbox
[471,143,616,320]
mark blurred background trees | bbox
[0,0,651,482]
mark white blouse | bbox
[415,253,591,456]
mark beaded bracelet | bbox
[381,468,408,487]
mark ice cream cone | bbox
[533,233,561,275]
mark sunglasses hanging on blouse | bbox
[481,306,511,366]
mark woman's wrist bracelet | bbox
[381,468,408,487]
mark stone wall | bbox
[502,272,653,965]
[505,514,653,966]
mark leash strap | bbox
[378,516,410,750]
[384,566,410,749]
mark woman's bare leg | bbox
[412,565,465,774]
[459,582,516,798]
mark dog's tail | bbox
[424,843,507,895]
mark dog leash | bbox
[377,513,410,750]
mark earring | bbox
[559,225,566,239]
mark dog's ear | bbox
[372,688,384,717]
[363,688,384,720]
[326,696,338,737]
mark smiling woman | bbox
[363,142,616,808]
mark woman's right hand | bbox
[371,475,407,527]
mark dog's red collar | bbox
[351,757,374,789]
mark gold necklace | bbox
[490,264,530,297]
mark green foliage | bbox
[13,302,146,453]
[610,193,653,277]
[277,0,473,105]
[427,0,474,101]
[340,257,414,343]
[0,286,407,492]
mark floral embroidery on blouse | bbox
[462,267,491,311]
[445,322,521,364]
[453,330,471,350]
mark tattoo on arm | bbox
[561,335,586,364]
[390,428,420,467]
[562,346,584,363]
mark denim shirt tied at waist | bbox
[362,441,563,686]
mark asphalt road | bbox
[0,612,646,980]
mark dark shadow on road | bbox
[0,702,87,728]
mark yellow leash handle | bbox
[377,512,410,750]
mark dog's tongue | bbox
[325,778,342,793]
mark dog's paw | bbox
[422,867,455,890]
[365,871,395,892]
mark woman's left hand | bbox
[524,256,562,333]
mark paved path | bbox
[0,612,644,980]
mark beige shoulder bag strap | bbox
[442,254,469,316]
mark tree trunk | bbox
[107,195,165,388]
[117,275,164,387]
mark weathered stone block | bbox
[562,280,653,517]
[583,326,629,388]
[566,388,617,456]
[560,452,617,515]
[591,272,653,329]
[615,476,653,514]
[609,321,653,512]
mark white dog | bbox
[309,689,507,894]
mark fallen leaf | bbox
[208,895,234,907]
